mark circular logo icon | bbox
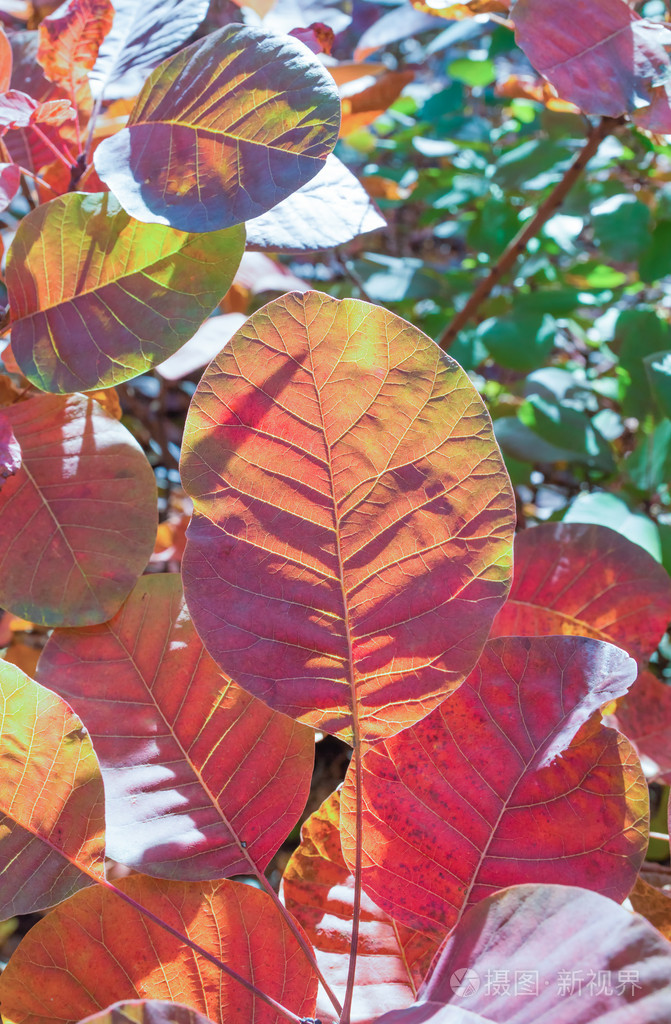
[449,968,481,997]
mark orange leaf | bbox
[0,875,318,1024]
[0,661,105,917]
[37,0,114,88]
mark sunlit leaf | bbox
[341,635,646,936]
[89,0,211,100]
[38,0,114,88]
[94,25,341,231]
[404,884,671,1022]
[246,155,385,253]
[490,522,671,663]
[0,89,75,132]
[38,574,314,881]
[0,409,20,487]
[513,0,671,123]
[7,192,245,393]
[630,872,671,942]
[283,789,438,1022]
[181,291,515,743]
[0,393,157,626]
[608,670,671,784]
[0,875,318,1024]
[78,1001,217,1024]
[0,26,11,92]
[0,661,105,918]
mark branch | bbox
[437,115,622,351]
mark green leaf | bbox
[645,350,671,417]
[638,221,671,283]
[7,192,245,393]
[624,418,671,494]
[447,58,496,87]
[591,194,651,262]
[562,491,662,562]
[94,25,340,231]
[478,313,556,372]
[613,308,671,419]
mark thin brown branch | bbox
[437,115,623,351]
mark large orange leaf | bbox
[490,523,671,663]
[340,636,647,937]
[180,291,515,744]
[94,26,341,232]
[37,574,314,880]
[283,789,438,1023]
[38,0,114,89]
[0,661,105,918]
[0,875,318,1024]
[387,884,671,1024]
[0,393,156,626]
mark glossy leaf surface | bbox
[7,192,245,393]
[609,670,671,783]
[0,661,105,918]
[37,574,314,880]
[514,0,671,122]
[414,884,671,1023]
[0,393,156,626]
[0,875,318,1024]
[94,26,341,231]
[89,0,211,99]
[38,0,114,88]
[490,522,671,663]
[341,636,647,936]
[283,789,438,1022]
[78,1001,217,1024]
[181,290,515,743]
[246,155,385,252]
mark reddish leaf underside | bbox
[341,635,647,936]
[7,192,245,393]
[609,669,671,784]
[37,0,114,88]
[283,789,439,1023]
[0,662,105,918]
[0,875,318,1024]
[414,884,671,1023]
[0,408,20,486]
[180,290,515,744]
[490,522,671,663]
[37,573,315,881]
[94,25,341,232]
[0,393,157,626]
[78,1001,217,1024]
[513,0,671,126]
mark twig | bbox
[437,115,622,351]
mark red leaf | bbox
[0,26,12,93]
[30,97,76,127]
[283,789,439,1023]
[37,574,314,881]
[38,0,114,88]
[79,1002,217,1024]
[609,669,671,783]
[0,393,157,627]
[0,408,20,486]
[378,884,671,1023]
[0,89,37,132]
[181,291,515,744]
[341,636,647,936]
[513,0,671,121]
[0,875,318,1024]
[290,23,335,55]
[0,661,105,918]
[490,522,671,663]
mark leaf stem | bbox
[99,877,303,1024]
[30,124,76,172]
[339,740,363,1024]
[436,115,621,351]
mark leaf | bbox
[89,0,211,100]
[340,635,646,937]
[94,26,341,231]
[283,789,439,1022]
[0,393,157,626]
[0,875,318,1024]
[0,89,40,131]
[7,192,245,393]
[645,350,671,418]
[609,670,671,784]
[245,155,385,253]
[0,661,105,918]
[78,1001,218,1024]
[561,492,663,563]
[513,0,671,121]
[38,0,114,88]
[155,314,247,381]
[340,70,414,136]
[37,574,314,881]
[0,26,11,93]
[405,884,671,1023]
[490,522,671,663]
[0,409,20,487]
[629,874,671,943]
[180,291,515,744]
